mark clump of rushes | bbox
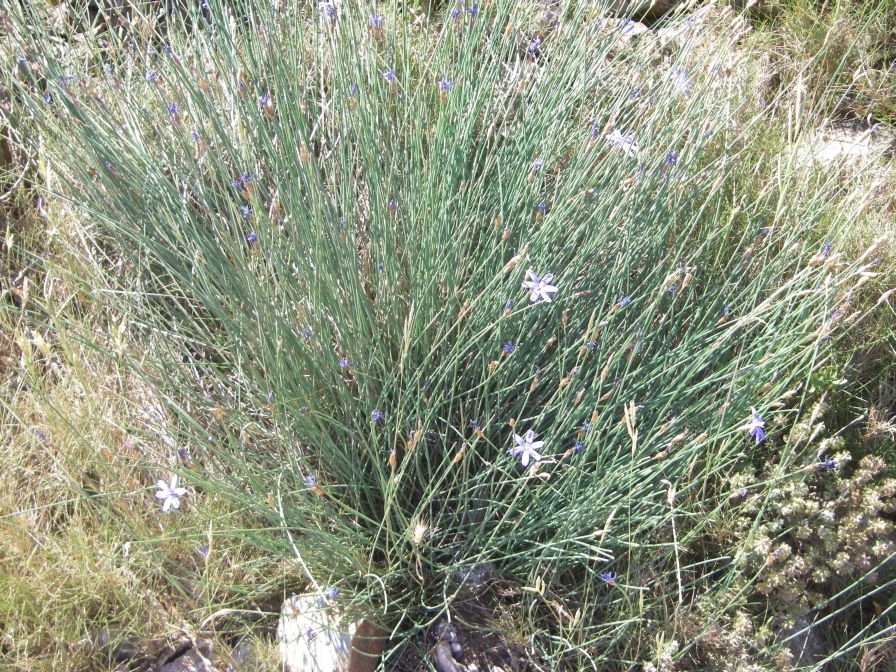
[3,1,893,668]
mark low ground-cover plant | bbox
[3,0,895,668]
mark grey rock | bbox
[277,593,358,672]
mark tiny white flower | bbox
[155,475,187,513]
[522,269,559,303]
[508,429,545,467]
[604,129,639,157]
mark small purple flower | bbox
[375,262,384,271]
[573,440,583,453]
[621,17,635,33]
[146,71,159,83]
[239,204,252,219]
[440,75,456,91]
[371,409,384,422]
[599,571,617,583]
[196,544,210,556]
[451,7,461,19]
[670,66,690,96]
[167,102,178,115]
[338,357,349,369]
[590,119,601,140]
[508,429,544,467]
[467,3,479,16]
[870,257,881,267]
[505,299,513,310]
[350,82,358,96]
[43,93,53,105]
[325,586,339,600]
[582,422,591,432]
[822,240,833,257]
[605,130,639,157]
[304,474,317,487]
[630,86,641,98]
[383,68,395,82]
[817,459,836,468]
[585,339,597,350]
[666,151,677,165]
[191,130,200,142]
[103,159,113,170]
[369,12,383,26]
[537,201,547,214]
[302,326,313,338]
[723,305,730,317]
[468,419,479,429]
[747,407,766,445]
[527,38,541,56]
[258,94,269,108]
[618,296,631,307]
[319,2,336,19]
[531,158,544,172]
[667,284,676,294]
[164,45,174,56]
[502,341,514,354]
[155,475,187,513]
[245,231,258,243]
[522,270,558,303]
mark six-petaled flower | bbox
[522,269,559,303]
[528,38,541,56]
[599,571,617,583]
[371,409,384,422]
[155,475,187,512]
[508,429,544,467]
[440,75,456,91]
[304,474,317,487]
[369,12,383,26]
[245,231,257,242]
[604,129,639,157]
[383,68,395,82]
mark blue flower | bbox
[502,341,514,354]
[371,409,384,422]
[167,102,178,115]
[440,75,456,91]
[191,130,200,142]
[618,296,631,307]
[325,586,339,600]
[522,270,558,303]
[451,7,461,19]
[508,429,544,467]
[590,119,601,140]
[319,2,336,19]
[666,151,677,165]
[369,12,383,26]
[302,326,313,338]
[817,459,836,468]
[822,240,833,257]
[258,94,269,107]
[599,571,617,583]
[245,231,257,242]
[505,299,513,310]
[723,305,730,317]
[582,422,591,432]
[196,544,210,557]
[467,3,479,16]
[531,158,544,171]
[239,204,252,219]
[164,45,174,56]
[383,68,395,82]
[527,38,541,56]
[468,419,479,429]
[573,440,584,453]
[304,474,317,487]
[670,66,690,96]
[585,339,597,350]
[747,407,766,445]
[338,357,349,369]
[103,159,113,170]
[146,71,159,83]
[43,93,53,105]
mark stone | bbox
[796,123,895,166]
[277,593,358,672]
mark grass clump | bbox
[2,0,895,669]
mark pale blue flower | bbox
[747,407,766,444]
[522,270,558,303]
[155,475,187,512]
[508,429,544,467]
